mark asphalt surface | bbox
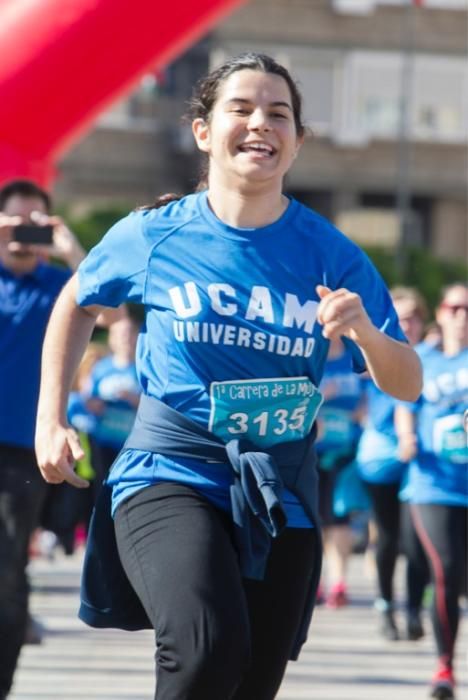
[9,548,468,700]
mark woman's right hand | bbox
[35,420,90,488]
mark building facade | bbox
[55,0,467,260]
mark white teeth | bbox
[240,142,274,154]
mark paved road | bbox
[10,549,467,700]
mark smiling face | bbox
[192,69,303,192]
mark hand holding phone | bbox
[12,223,54,245]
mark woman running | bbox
[357,287,430,640]
[35,53,422,700]
[396,283,467,700]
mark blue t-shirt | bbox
[0,261,71,449]
[356,380,405,484]
[67,391,98,435]
[76,192,405,525]
[86,356,140,449]
[400,346,468,506]
[316,350,364,461]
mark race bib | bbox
[208,377,323,448]
[433,414,468,464]
[318,407,354,448]
[97,405,136,445]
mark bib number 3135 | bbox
[208,377,323,448]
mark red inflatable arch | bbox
[0,0,247,186]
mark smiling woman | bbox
[35,52,422,700]
[189,57,304,226]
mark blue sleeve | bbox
[338,248,406,373]
[76,212,148,307]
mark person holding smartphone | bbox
[0,179,85,699]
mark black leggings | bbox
[115,482,318,700]
[410,503,467,666]
[366,482,429,609]
[400,501,430,611]
[366,482,401,603]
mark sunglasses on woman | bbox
[439,303,468,314]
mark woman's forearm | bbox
[36,274,100,425]
[35,274,105,487]
[316,285,422,401]
[358,326,422,401]
[394,403,418,462]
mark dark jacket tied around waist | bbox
[79,393,322,660]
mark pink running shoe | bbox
[430,663,455,699]
[326,582,348,609]
[315,584,325,606]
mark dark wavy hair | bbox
[0,179,51,213]
[136,193,183,211]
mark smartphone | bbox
[12,224,54,245]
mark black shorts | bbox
[317,453,354,526]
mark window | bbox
[333,0,468,12]
[339,51,467,143]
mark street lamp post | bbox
[395,0,420,280]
